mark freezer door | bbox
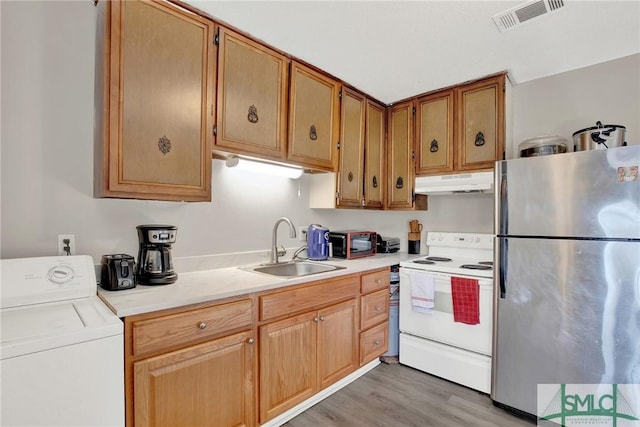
[492,237,640,416]
[495,145,640,239]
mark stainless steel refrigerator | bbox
[492,145,640,417]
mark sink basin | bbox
[244,261,345,278]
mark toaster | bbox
[100,254,136,291]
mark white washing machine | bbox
[1,255,124,427]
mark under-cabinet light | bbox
[224,156,304,179]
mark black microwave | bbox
[328,231,377,259]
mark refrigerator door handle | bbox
[498,238,507,299]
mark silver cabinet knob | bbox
[374,340,381,346]
[319,316,325,321]
[247,338,255,344]
[375,306,382,312]
[198,322,207,329]
[375,279,382,284]
[313,317,319,322]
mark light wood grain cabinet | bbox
[287,61,340,171]
[363,99,386,209]
[359,269,390,365]
[134,330,255,427]
[215,27,289,161]
[416,74,505,175]
[386,101,427,210]
[258,275,360,423]
[124,297,256,427]
[95,0,215,201]
[336,87,366,208]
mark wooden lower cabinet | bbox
[259,299,358,423]
[134,329,255,427]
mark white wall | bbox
[509,53,640,158]
[1,2,638,263]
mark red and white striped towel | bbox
[451,276,480,325]
[409,271,435,314]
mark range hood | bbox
[414,171,494,195]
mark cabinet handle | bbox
[314,317,319,322]
[375,306,382,312]
[430,139,439,153]
[158,135,171,155]
[247,338,255,344]
[247,105,259,123]
[309,125,318,141]
[395,176,404,189]
[374,340,381,346]
[198,322,207,330]
[348,171,353,182]
[375,279,382,284]
[372,175,378,188]
[474,131,485,147]
[319,316,325,321]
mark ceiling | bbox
[189,1,640,105]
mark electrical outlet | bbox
[58,234,76,256]
[299,227,308,242]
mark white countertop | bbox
[98,252,418,317]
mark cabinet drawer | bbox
[360,321,389,365]
[132,299,253,357]
[360,289,389,330]
[259,275,359,321]
[361,269,388,294]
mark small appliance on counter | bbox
[136,224,178,285]
[376,235,400,253]
[328,230,377,259]
[307,224,329,261]
[100,254,136,291]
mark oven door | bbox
[399,267,493,355]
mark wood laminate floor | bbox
[284,362,536,427]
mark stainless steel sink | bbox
[243,261,345,278]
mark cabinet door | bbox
[317,299,358,389]
[386,101,415,209]
[96,0,215,201]
[215,27,289,161]
[363,99,386,209]
[259,312,317,423]
[134,330,255,427]
[457,74,505,171]
[415,90,454,175]
[288,62,340,171]
[337,87,366,208]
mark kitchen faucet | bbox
[270,217,296,264]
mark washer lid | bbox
[1,296,122,359]
[1,256,96,309]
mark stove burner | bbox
[413,259,436,265]
[460,264,493,270]
[478,261,493,266]
[425,256,452,262]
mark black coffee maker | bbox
[136,225,178,285]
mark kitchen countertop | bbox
[98,252,419,317]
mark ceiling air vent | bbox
[493,0,565,32]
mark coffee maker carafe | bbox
[136,225,178,285]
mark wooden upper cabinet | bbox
[337,87,366,208]
[215,27,289,161]
[95,0,215,201]
[386,101,415,210]
[457,74,505,171]
[415,89,455,175]
[415,73,505,176]
[288,62,340,171]
[363,99,386,209]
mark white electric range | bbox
[398,232,494,393]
